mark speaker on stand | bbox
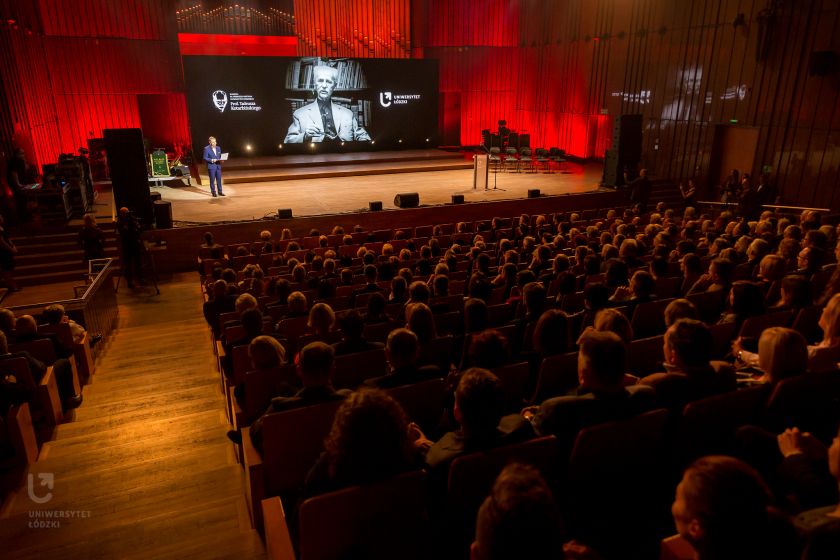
[104,128,153,225]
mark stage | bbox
[150,149,605,225]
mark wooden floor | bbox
[0,274,264,559]
[154,161,603,224]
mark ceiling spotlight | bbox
[398,139,403,143]
[425,138,430,142]
[278,144,283,149]
[245,144,252,151]
[341,142,345,146]
[309,142,316,148]
[371,140,375,145]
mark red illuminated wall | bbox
[294,0,411,58]
[0,0,188,170]
[414,0,610,159]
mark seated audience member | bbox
[331,311,384,356]
[742,293,840,374]
[223,308,264,377]
[406,302,437,344]
[680,254,704,296]
[277,291,308,324]
[0,308,16,336]
[791,425,840,559]
[734,327,808,386]
[305,389,419,496]
[389,275,408,304]
[226,336,294,438]
[407,280,431,307]
[796,246,826,276]
[579,282,611,332]
[771,274,813,311]
[306,302,338,344]
[414,368,532,473]
[247,342,350,454]
[664,298,699,328]
[592,308,633,345]
[363,292,390,324]
[471,463,565,560]
[203,279,235,336]
[526,331,655,444]
[671,455,799,560]
[42,303,86,344]
[531,309,571,358]
[688,257,735,295]
[640,319,735,410]
[364,328,442,389]
[0,329,80,410]
[609,270,657,312]
[349,264,381,308]
[511,282,547,352]
[13,315,72,359]
[718,280,766,332]
[465,329,511,370]
[758,254,788,305]
[0,331,35,412]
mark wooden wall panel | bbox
[416,0,840,210]
[293,0,410,57]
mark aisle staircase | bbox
[0,274,265,559]
[11,226,119,288]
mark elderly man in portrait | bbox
[284,65,371,143]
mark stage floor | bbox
[151,161,604,225]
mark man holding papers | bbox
[202,136,226,197]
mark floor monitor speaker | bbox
[277,208,293,219]
[369,201,383,211]
[153,200,172,229]
[394,192,419,208]
[451,194,465,204]
[528,189,541,198]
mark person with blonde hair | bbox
[737,294,840,375]
[735,327,808,386]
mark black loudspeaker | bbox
[153,200,172,229]
[149,192,162,202]
[277,208,293,219]
[451,194,465,204]
[528,189,541,198]
[602,148,621,187]
[603,115,643,187]
[369,201,383,211]
[104,128,153,225]
[394,192,419,208]
[809,51,837,76]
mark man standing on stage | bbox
[202,136,225,197]
[284,65,370,144]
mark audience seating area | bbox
[193,202,840,559]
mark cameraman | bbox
[116,207,144,288]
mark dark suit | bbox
[639,364,736,412]
[363,364,442,390]
[331,337,384,357]
[202,144,224,195]
[425,414,533,472]
[249,385,351,454]
[532,385,656,445]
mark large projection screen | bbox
[183,56,439,156]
